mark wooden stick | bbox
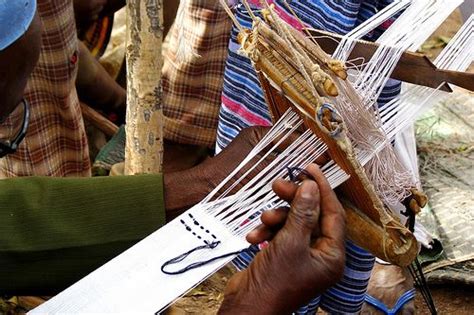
[125,0,164,175]
[247,30,418,266]
[17,296,47,310]
[80,102,119,137]
[310,29,474,92]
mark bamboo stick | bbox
[246,31,418,266]
[125,0,164,175]
[17,296,47,310]
[80,103,119,137]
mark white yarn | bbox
[30,5,473,315]
[332,0,411,62]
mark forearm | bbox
[162,147,249,219]
[163,162,214,220]
[0,175,165,295]
[76,41,126,112]
[100,0,178,37]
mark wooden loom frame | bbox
[239,12,423,267]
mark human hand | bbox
[164,127,328,219]
[219,164,346,314]
[163,126,275,219]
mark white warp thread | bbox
[30,5,473,315]
[31,204,248,314]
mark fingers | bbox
[246,224,273,244]
[246,208,289,244]
[261,164,344,252]
[304,164,346,254]
[261,207,289,227]
[283,180,321,239]
[272,178,298,203]
[304,164,335,200]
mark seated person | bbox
[215,1,403,314]
[0,0,108,177]
[1,6,347,312]
[0,0,276,296]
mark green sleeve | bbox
[0,175,166,295]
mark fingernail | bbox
[300,180,317,197]
[295,181,318,209]
[290,182,319,230]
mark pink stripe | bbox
[222,95,271,126]
[247,0,306,31]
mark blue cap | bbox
[0,0,37,51]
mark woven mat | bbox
[416,91,474,285]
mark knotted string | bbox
[161,166,314,275]
[161,241,244,275]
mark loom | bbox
[31,1,474,313]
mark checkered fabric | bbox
[162,0,233,148]
[0,0,91,177]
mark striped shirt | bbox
[216,0,401,152]
[215,1,400,313]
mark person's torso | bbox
[215,0,397,151]
[0,0,90,177]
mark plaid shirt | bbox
[0,0,91,177]
[162,0,233,148]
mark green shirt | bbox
[0,175,165,295]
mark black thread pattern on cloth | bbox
[180,213,218,244]
[160,240,243,275]
[161,213,243,275]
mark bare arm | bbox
[76,41,126,113]
[75,0,179,38]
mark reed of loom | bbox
[239,12,423,267]
[125,0,164,175]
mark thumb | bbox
[284,180,321,240]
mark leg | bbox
[320,240,375,314]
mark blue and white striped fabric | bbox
[216,0,401,152]
[216,1,401,314]
[234,241,375,314]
